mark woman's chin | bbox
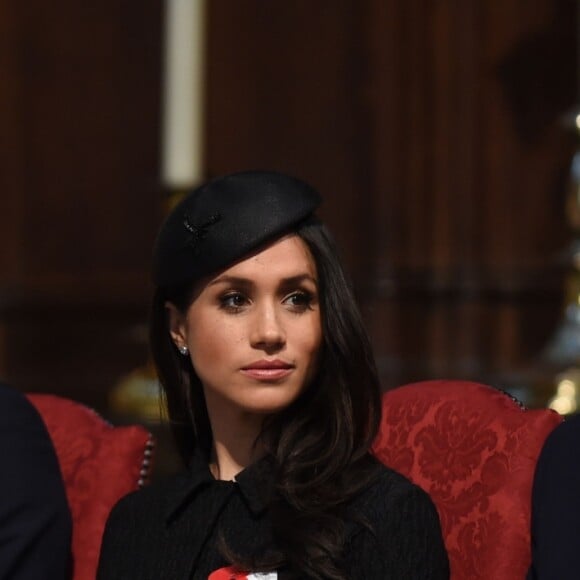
[236,392,302,417]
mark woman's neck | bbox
[207,407,266,481]
[210,438,263,481]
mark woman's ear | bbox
[165,301,187,348]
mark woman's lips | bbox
[240,360,294,381]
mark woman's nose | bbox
[250,303,286,350]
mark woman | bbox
[97,171,449,579]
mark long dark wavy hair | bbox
[150,219,382,579]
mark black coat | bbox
[0,383,71,579]
[97,451,449,579]
[528,414,580,579]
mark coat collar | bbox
[164,448,276,523]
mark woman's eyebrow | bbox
[278,274,318,288]
[208,275,253,288]
[208,273,317,288]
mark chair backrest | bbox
[371,380,562,580]
[27,394,153,580]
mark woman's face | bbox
[168,235,322,421]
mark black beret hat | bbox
[152,171,322,287]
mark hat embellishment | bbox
[183,213,222,250]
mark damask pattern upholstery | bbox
[27,394,153,580]
[372,380,562,580]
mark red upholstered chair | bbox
[371,380,562,580]
[27,394,154,580]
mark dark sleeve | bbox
[97,487,154,580]
[347,482,449,580]
[528,416,580,580]
[97,494,133,580]
[0,384,72,579]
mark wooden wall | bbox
[0,0,575,411]
[0,1,164,408]
[206,0,577,405]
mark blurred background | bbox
[1,0,580,437]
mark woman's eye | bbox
[284,291,314,311]
[219,292,248,311]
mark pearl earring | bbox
[178,345,189,356]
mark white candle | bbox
[161,0,206,188]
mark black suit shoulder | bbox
[0,383,72,579]
[346,459,450,579]
[0,382,43,422]
[353,458,431,507]
[529,415,580,579]
[102,472,178,526]
[100,470,186,548]
[97,470,190,579]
